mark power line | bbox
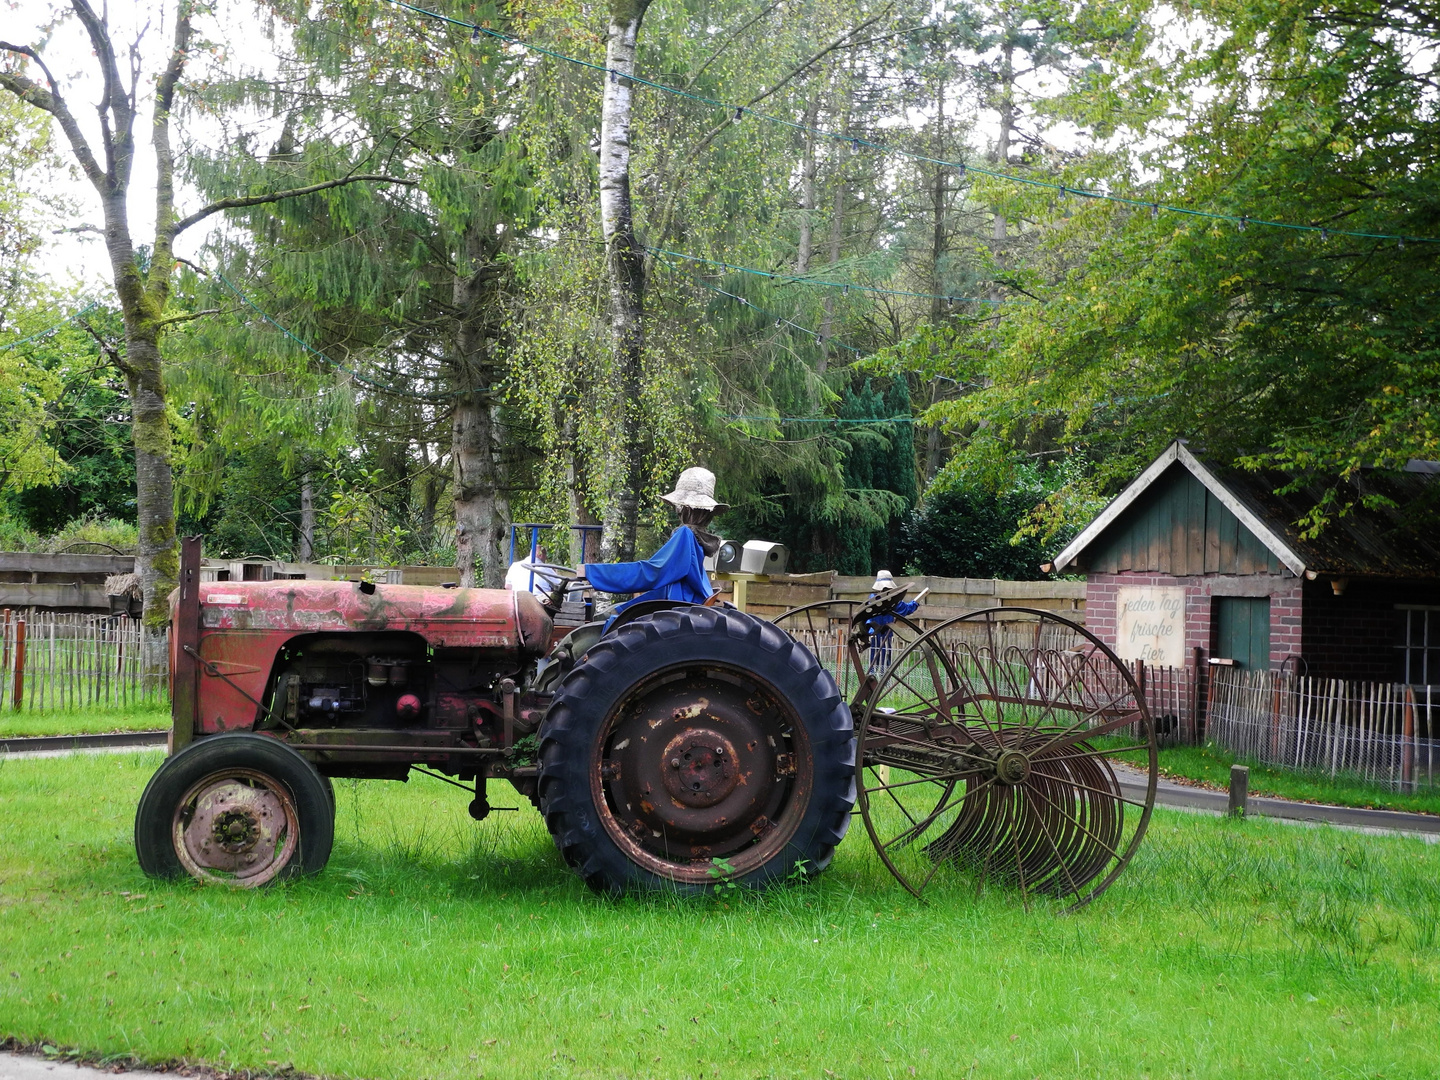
[0,302,100,352]
[378,0,1436,247]
[647,247,999,304]
[211,270,463,401]
[723,414,913,423]
[652,251,863,355]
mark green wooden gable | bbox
[1080,465,1283,576]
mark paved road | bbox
[0,1053,172,1080]
[1112,761,1440,839]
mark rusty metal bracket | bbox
[183,644,295,731]
[500,677,517,752]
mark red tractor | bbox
[137,540,1158,907]
[135,539,855,892]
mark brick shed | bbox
[1050,441,1440,681]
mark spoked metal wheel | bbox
[770,600,924,706]
[855,607,1157,910]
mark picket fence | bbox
[1206,667,1437,792]
[0,610,169,713]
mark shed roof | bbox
[1053,441,1440,580]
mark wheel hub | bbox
[174,771,297,885]
[994,748,1031,786]
[211,808,261,853]
[661,730,739,807]
[596,665,806,866]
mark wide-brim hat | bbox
[661,467,729,513]
[871,569,896,591]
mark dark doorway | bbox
[1215,596,1271,671]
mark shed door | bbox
[1215,597,1271,670]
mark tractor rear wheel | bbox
[135,732,335,886]
[538,607,854,894]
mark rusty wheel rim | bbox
[591,662,811,883]
[172,768,300,887]
[855,608,1157,911]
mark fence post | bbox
[11,617,24,711]
[1228,764,1249,817]
[1,608,10,711]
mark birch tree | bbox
[596,0,654,561]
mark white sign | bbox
[1115,586,1186,668]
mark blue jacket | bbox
[585,526,715,612]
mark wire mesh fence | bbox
[0,609,169,714]
[1207,667,1437,792]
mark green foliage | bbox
[0,510,140,555]
[7,305,136,532]
[898,485,1045,579]
[11,0,1425,568]
[910,0,1440,530]
[715,378,916,575]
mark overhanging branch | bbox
[169,174,420,238]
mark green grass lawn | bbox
[1100,738,1440,817]
[0,705,168,739]
[2,751,1438,1080]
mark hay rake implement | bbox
[773,591,1159,909]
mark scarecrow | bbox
[866,569,922,672]
[582,467,726,614]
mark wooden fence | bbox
[1129,660,1201,746]
[1207,667,1437,792]
[0,609,169,714]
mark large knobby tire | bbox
[135,732,335,886]
[538,607,854,895]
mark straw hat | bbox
[871,569,896,592]
[660,467,729,513]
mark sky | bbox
[8,0,281,292]
[7,0,1140,301]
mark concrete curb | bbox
[0,731,167,756]
[1111,761,1440,836]
[0,1053,171,1080]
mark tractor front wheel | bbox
[538,607,854,894]
[135,733,335,886]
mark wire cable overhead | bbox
[0,302,100,352]
[378,0,1435,247]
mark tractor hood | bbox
[197,580,552,653]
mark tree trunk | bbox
[297,472,315,561]
[930,77,948,326]
[122,327,178,629]
[817,181,846,376]
[597,0,653,563]
[452,391,506,587]
[796,97,820,275]
[451,227,509,588]
[993,43,1014,244]
[924,77,950,485]
[562,409,602,566]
